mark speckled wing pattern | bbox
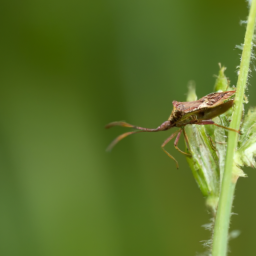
[168,91,236,125]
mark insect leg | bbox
[196,120,241,134]
[182,127,191,153]
[161,130,180,169]
[174,129,192,157]
[207,134,217,151]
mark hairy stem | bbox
[212,1,256,256]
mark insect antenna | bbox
[106,130,143,151]
[105,121,171,151]
[105,121,135,129]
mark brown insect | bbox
[106,90,240,168]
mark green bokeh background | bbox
[1,0,256,255]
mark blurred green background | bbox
[1,0,256,255]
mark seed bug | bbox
[106,90,240,168]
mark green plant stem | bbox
[212,1,256,256]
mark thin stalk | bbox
[212,1,256,256]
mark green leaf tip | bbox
[185,65,256,208]
[214,64,230,92]
[185,83,220,200]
